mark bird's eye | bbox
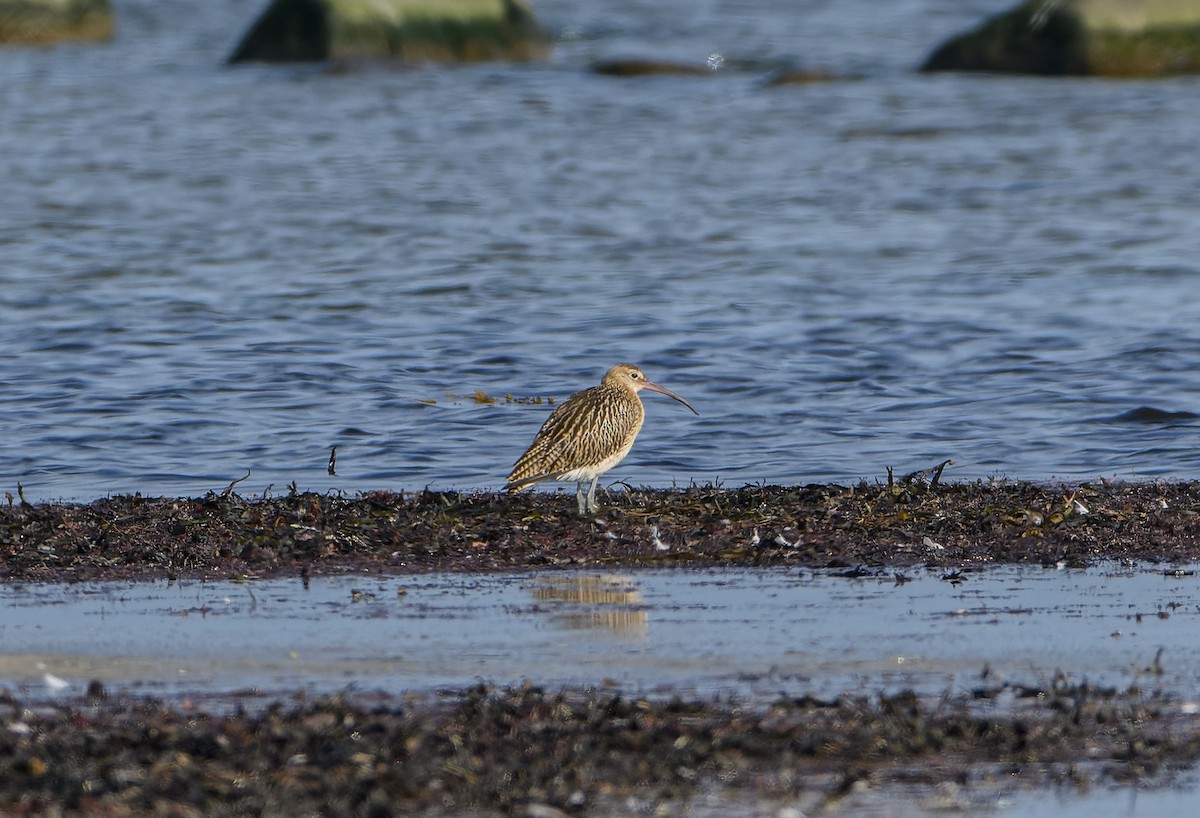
[630,371,640,379]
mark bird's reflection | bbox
[529,574,648,637]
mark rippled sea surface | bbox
[2,0,1199,502]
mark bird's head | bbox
[605,364,698,415]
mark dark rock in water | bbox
[764,67,838,85]
[229,0,548,64]
[922,0,1200,77]
[0,0,113,46]
[591,57,836,81]
[591,58,712,77]
[1111,406,1199,423]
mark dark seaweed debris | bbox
[2,681,1199,817]
[2,480,1200,581]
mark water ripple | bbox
[2,1,1199,499]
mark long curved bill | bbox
[642,380,699,415]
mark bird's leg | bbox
[576,482,588,516]
[586,477,600,514]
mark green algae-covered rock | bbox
[922,0,1200,76]
[229,0,548,64]
[0,0,112,45]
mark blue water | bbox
[1,0,1199,502]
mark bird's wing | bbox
[506,387,639,487]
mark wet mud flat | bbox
[4,480,1200,816]
[3,479,1200,582]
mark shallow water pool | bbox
[2,564,1196,704]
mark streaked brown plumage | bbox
[506,363,698,515]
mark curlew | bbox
[506,363,698,515]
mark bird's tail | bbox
[504,474,543,493]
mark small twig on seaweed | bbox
[902,459,954,487]
[328,445,338,476]
[222,470,251,498]
[1150,646,1165,676]
[17,482,29,506]
[929,458,953,488]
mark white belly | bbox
[557,435,637,483]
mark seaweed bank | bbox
[3,480,1200,582]
[4,680,1200,818]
